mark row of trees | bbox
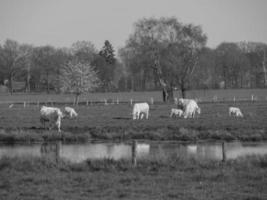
[0,17,267,101]
[0,39,121,95]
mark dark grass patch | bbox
[1,155,267,200]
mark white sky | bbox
[0,0,267,52]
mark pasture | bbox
[1,90,267,200]
[0,99,267,142]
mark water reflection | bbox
[0,141,266,163]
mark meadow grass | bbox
[0,100,267,142]
[0,155,267,199]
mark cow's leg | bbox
[137,112,140,120]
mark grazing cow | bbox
[170,108,184,118]
[64,106,78,119]
[178,98,200,118]
[132,102,149,120]
[40,106,64,132]
[229,107,243,118]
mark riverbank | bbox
[0,155,266,199]
[0,101,267,143]
[0,126,266,143]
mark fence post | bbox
[130,99,133,106]
[222,142,226,162]
[24,101,26,108]
[116,98,119,104]
[132,140,137,167]
[251,95,254,102]
[55,141,60,164]
[233,96,236,103]
[150,97,154,105]
[86,100,89,106]
[37,101,39,108]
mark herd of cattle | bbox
[39,98,244,132]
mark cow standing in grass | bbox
[132,102,149,120]
[229,107,244,118]
[40,106,64,132]
[177,98,201,118]
[170,108,184,118]
[64,107,78,119]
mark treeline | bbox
[0,39,123,93]
[0,17,267,95]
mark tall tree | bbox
[192,47,217,89]
[33,46,57,93]
[59,61,100,104]
[99,40,115,64]
[71,41,97,64]
[0,39,30,94]
[215,43,250,88]
[18,44,34,92]
[121,17,207,100]
[96,40,117,91]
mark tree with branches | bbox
[59,61,100,104]
[121,17,207,101]
[0,39,31,94]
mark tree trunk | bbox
[9,75,13,95]
[75,94,80,105]
[161,84,174,102]
[167,87,174,101]
[46,72,50,94]
[181,83,186,98]
[26,70,30,93]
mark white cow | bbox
[132,102,149,120]
[170,108,184,118]
[229,107,243,118]
[178,98,200,118]
[64,106,78,119]
[40,106,64,132]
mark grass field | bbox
[1,90,267,200]
[0,99,267,142]
[0,155,266,200]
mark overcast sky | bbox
[0,0,267,52]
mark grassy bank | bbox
[0,101,267,142]
[0,126,266,143]
[0,155,267,199]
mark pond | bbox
[0,141,267,163]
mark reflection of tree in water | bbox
[40,142,60,162]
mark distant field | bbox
[1,89,267,104]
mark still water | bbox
[0,141,267,163]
